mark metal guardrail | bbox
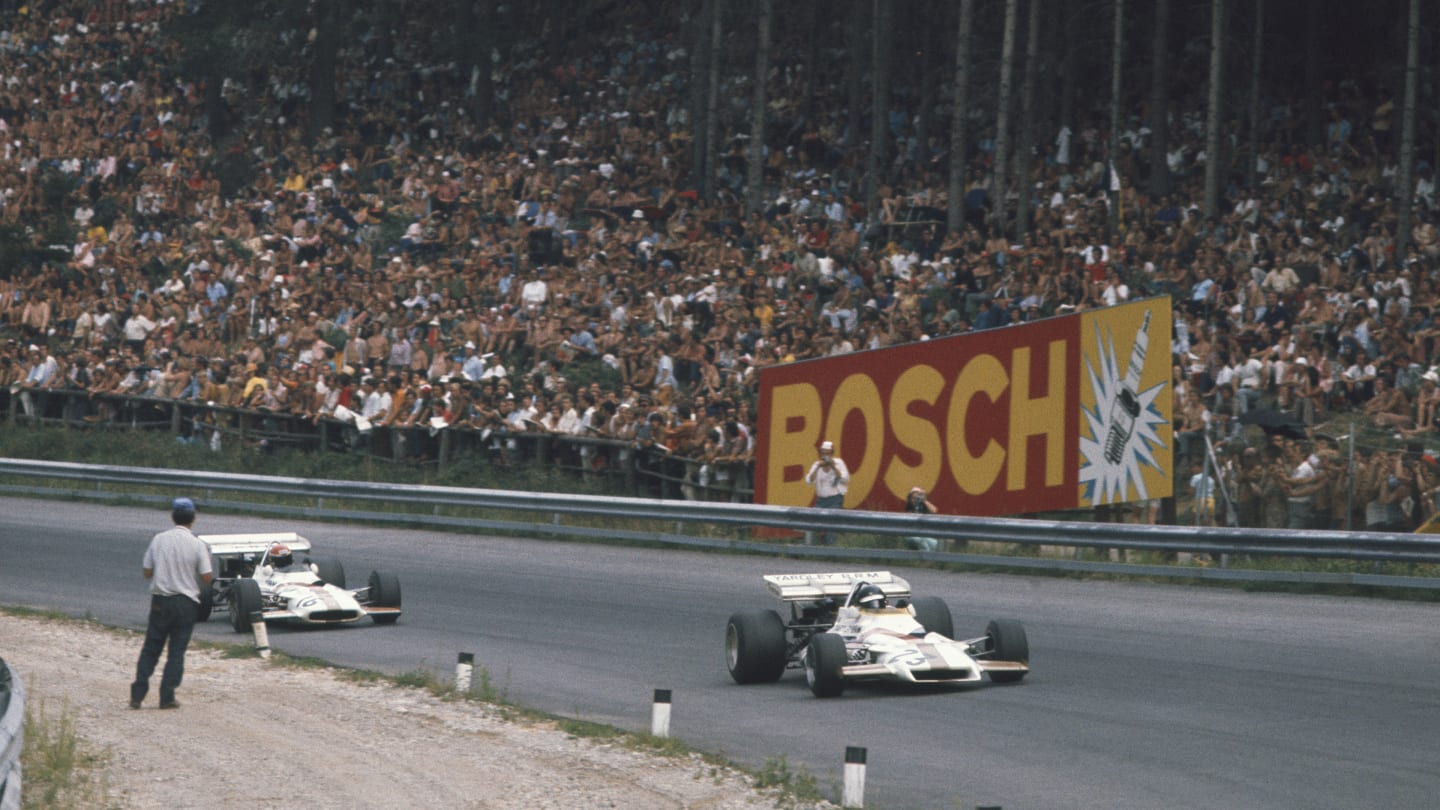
[0,658,22,810]
[3,459,1440,589]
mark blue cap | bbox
[171,497,196,513]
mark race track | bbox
[3,498,1437,809]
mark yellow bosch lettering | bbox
[1007,341,1068,489]
[947,353,1007,494]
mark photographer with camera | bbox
[902,486,944,552]
[804,440,850,545]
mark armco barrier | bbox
[0,658,23,810]
[2,459,1440,589]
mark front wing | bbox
[838,639,1028,685]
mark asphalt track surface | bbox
[4,497,1438,809]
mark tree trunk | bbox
[1302,2,1322,147]
[306,0,339,144]
[844,0,866,150]
[1014,0,1042,242]
[991,0,1019,234]
[689,0,715,191]
[914,0,937,178]
[746,0,773,215]
[1148,0,1170,197]
[1058,0,1079,142]
[1395,0,1420,260]
[1202,0,1225,218]
[1246,0,1264,191]
[703,0,725,202]
[465,0,496,132]
[946,0,976,234]
[1108,0,1124,238]
[800,2,821,122]
[865,0,893,227]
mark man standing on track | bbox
[130,496,212,710]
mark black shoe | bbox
[128,699,142,710]
[158,700,180,710]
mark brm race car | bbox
[198,533,402,631]
[725,571,1028,697]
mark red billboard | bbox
[755,297,1172,516]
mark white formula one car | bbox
[199,533,402,632]
[725,571,1028,697]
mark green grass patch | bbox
[21,698,115,810]
[754,755,825,805]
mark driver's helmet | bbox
[853,582,887,610]
[268,543,294,569]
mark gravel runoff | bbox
[1,613,835,809]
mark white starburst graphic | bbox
[1078,318,1167,505]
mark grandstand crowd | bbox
[2,1,1440,529]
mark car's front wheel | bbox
[228,579,262,633]
[368,571,401,624]
[725,610,787,684]
[985,619,1029,683]
[804,633,848,698]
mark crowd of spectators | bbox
[1,2,1440,522]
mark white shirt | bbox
[805,454,851,499]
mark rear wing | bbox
[762,571,911,603]
[201,532,312,557]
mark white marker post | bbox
[842,746,866,808]
[251,612,270,659]
[455,652,475,693]
[650,689,672,738]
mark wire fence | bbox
[0,386,752,502]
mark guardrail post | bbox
[251,613,270,659]
[842,746,866,808]
[438,428,451,474]
[170,402,182,436]
[455,652,474,692]
[318,420,328,454]
[650,689,672,737]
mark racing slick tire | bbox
[368,571,402,624]
[909,595,954,638]
[985,619,1029,683]
[314,558,347,588]
[228,579,263,633]
[725,610,787,684]
[804,633,848,698]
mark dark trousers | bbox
[131,594,198,705]
[815,494,845,545]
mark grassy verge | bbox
[20,699,115,810]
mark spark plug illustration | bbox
[1104,310,1151,465]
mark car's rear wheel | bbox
[804,633,848,698]
[985,619,1029,683]
[725,610,787,684]
[314,558,346,588]
[368,571,401,624]
[228,579,262,633]
[909,595,954,638]
[196,583,216,623]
